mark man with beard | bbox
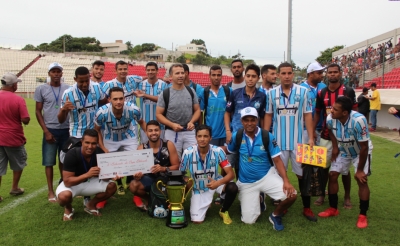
[56,129,117,221]
[102,60,142,105]
[34,62,70,202]
[181,125,238,224]
[259,64,277,94]
[135,62,168,143]
[319,97,372,229]
[94,87,145,195]
[299,62,327,207]
[91,60,105,87]
[129,120,180,210]
[313,64,357,210]
[227,59,246,90]
[264,62,314,221]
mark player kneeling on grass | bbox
[318,96,372,229]
[222,107,297,231]
[56,129,117,221]
[180,125,238,224]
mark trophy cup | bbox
[157,170,193,229]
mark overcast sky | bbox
[1,0,399,67]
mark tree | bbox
[131,45,142,54]
[176,55,186,63]
[192,53,210,65]
[22,44,37,51]
[190,39,205,46]
[166,55,172,62]
[316,45,344,65]
[125,41,133,51]
[141,43,156,52]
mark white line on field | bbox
[0,184,49,216]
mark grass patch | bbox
[0,99,400,246]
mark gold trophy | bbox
[157,170,193,229]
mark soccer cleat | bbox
[269,213,284,231]
[219,210,233,225]
[318,207,339,217]
[356,215,368,228]
[117,185,125,195]
[83,197,90,207]
[303,208,317,222]
[369,128,376,132]
[96,200,107,209]
[260,193,266,213]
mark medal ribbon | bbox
[147,139,162,162]
[76,88,88,109]
[241,87,256,107]
[280,86,293,109]
[197,145,211,174]
[80,147,94,181]
[51,85,61,107]
[245,135,256,161]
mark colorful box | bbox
[296,144,327,168]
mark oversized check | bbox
[97,149,154,179]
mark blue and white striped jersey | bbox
[266,84,312,151]
[61,82,106,138]
[94,102,142,142]
[137,79,168,127]
[179,145,230,194]
[102,75,142,105]
[299,81,326,130]
[326,111,372,158]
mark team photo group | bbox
[0,58,373,231]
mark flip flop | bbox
[9,188,24,196]
[84,207,102,216]
[48,197,57,203]
[314,198,325,206]
[343,202,353,209]
[63,208,75,221]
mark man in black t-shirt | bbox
[357,87,370,123]
[129,120,180,211]
[56,129,117,221]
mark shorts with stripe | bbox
[190,184,225,222]
[330,154,372,176]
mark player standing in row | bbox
[264,62,315,221]
[299,62,327,207]
[180,125,238,225]
[34,63,70,202]
[313,64,357,209]
[182,64,204,122]
[226,59,246,90]
[90,60,106,87]
[156,64,201,157]
[102,60,142,105]
[319,97,372,229]
[225,64,266,179]
[201,65,231,146]
[136,62,168,143]
[259,64,277,95]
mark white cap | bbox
[1,72,22,85]
[240,107,258,119]
[307,62,325,74]
[48,62,63,72]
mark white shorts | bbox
[190,184,225,222]
[237,167,296,224]
[104,137,138,152]
[140,128,165,144]
[56,177,112,197]
[319,138,332,168]
[164,129,196,158]
[330,154,372,176]
[280,150,302,176]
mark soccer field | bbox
[0,99,399,246]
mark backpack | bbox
[147,176,169,218]
[234,128,274,176]
[226,81,233,87]
[203,85,230,118]
[162,86,194,116]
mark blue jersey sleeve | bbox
[225,90,236,113]
[227,131,238,153]
[266,90,273,114]
[268,132,281,158]
[196,86,204,109]
[354,117,369,142]
[179,151,190,172]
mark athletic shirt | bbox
[315,83,357,140]
[102,75,142,105]
[299,81,327,130]
[137,79,168,127]
[94,101,141,141]
[179,145,230,194]
[326,111,372,158]
[266,84,312,151]
[143,140,171,178]
[61,82,105,138]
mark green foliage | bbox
[21,44,37,51]
[21,34,102,52]
[316,45,345,65]
[176,54,186,63]
[166,55,172,62]
[141,43,156,52]
[190,39,206,46]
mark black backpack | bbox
[203,85,230,118]
[226,81,233,87]
[147,176,169,218]
[162,86,194,116]
[234,128,274,176]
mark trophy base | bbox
[166,208,188,229]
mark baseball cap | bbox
[362,87,369,92]
[240,107,258,119]
[307,62,325,74]
[48,62,63,72]
[1,72,22,85]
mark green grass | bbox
[1,99,400,246]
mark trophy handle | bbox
[156,180,167,200]
[184,178,194,201]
